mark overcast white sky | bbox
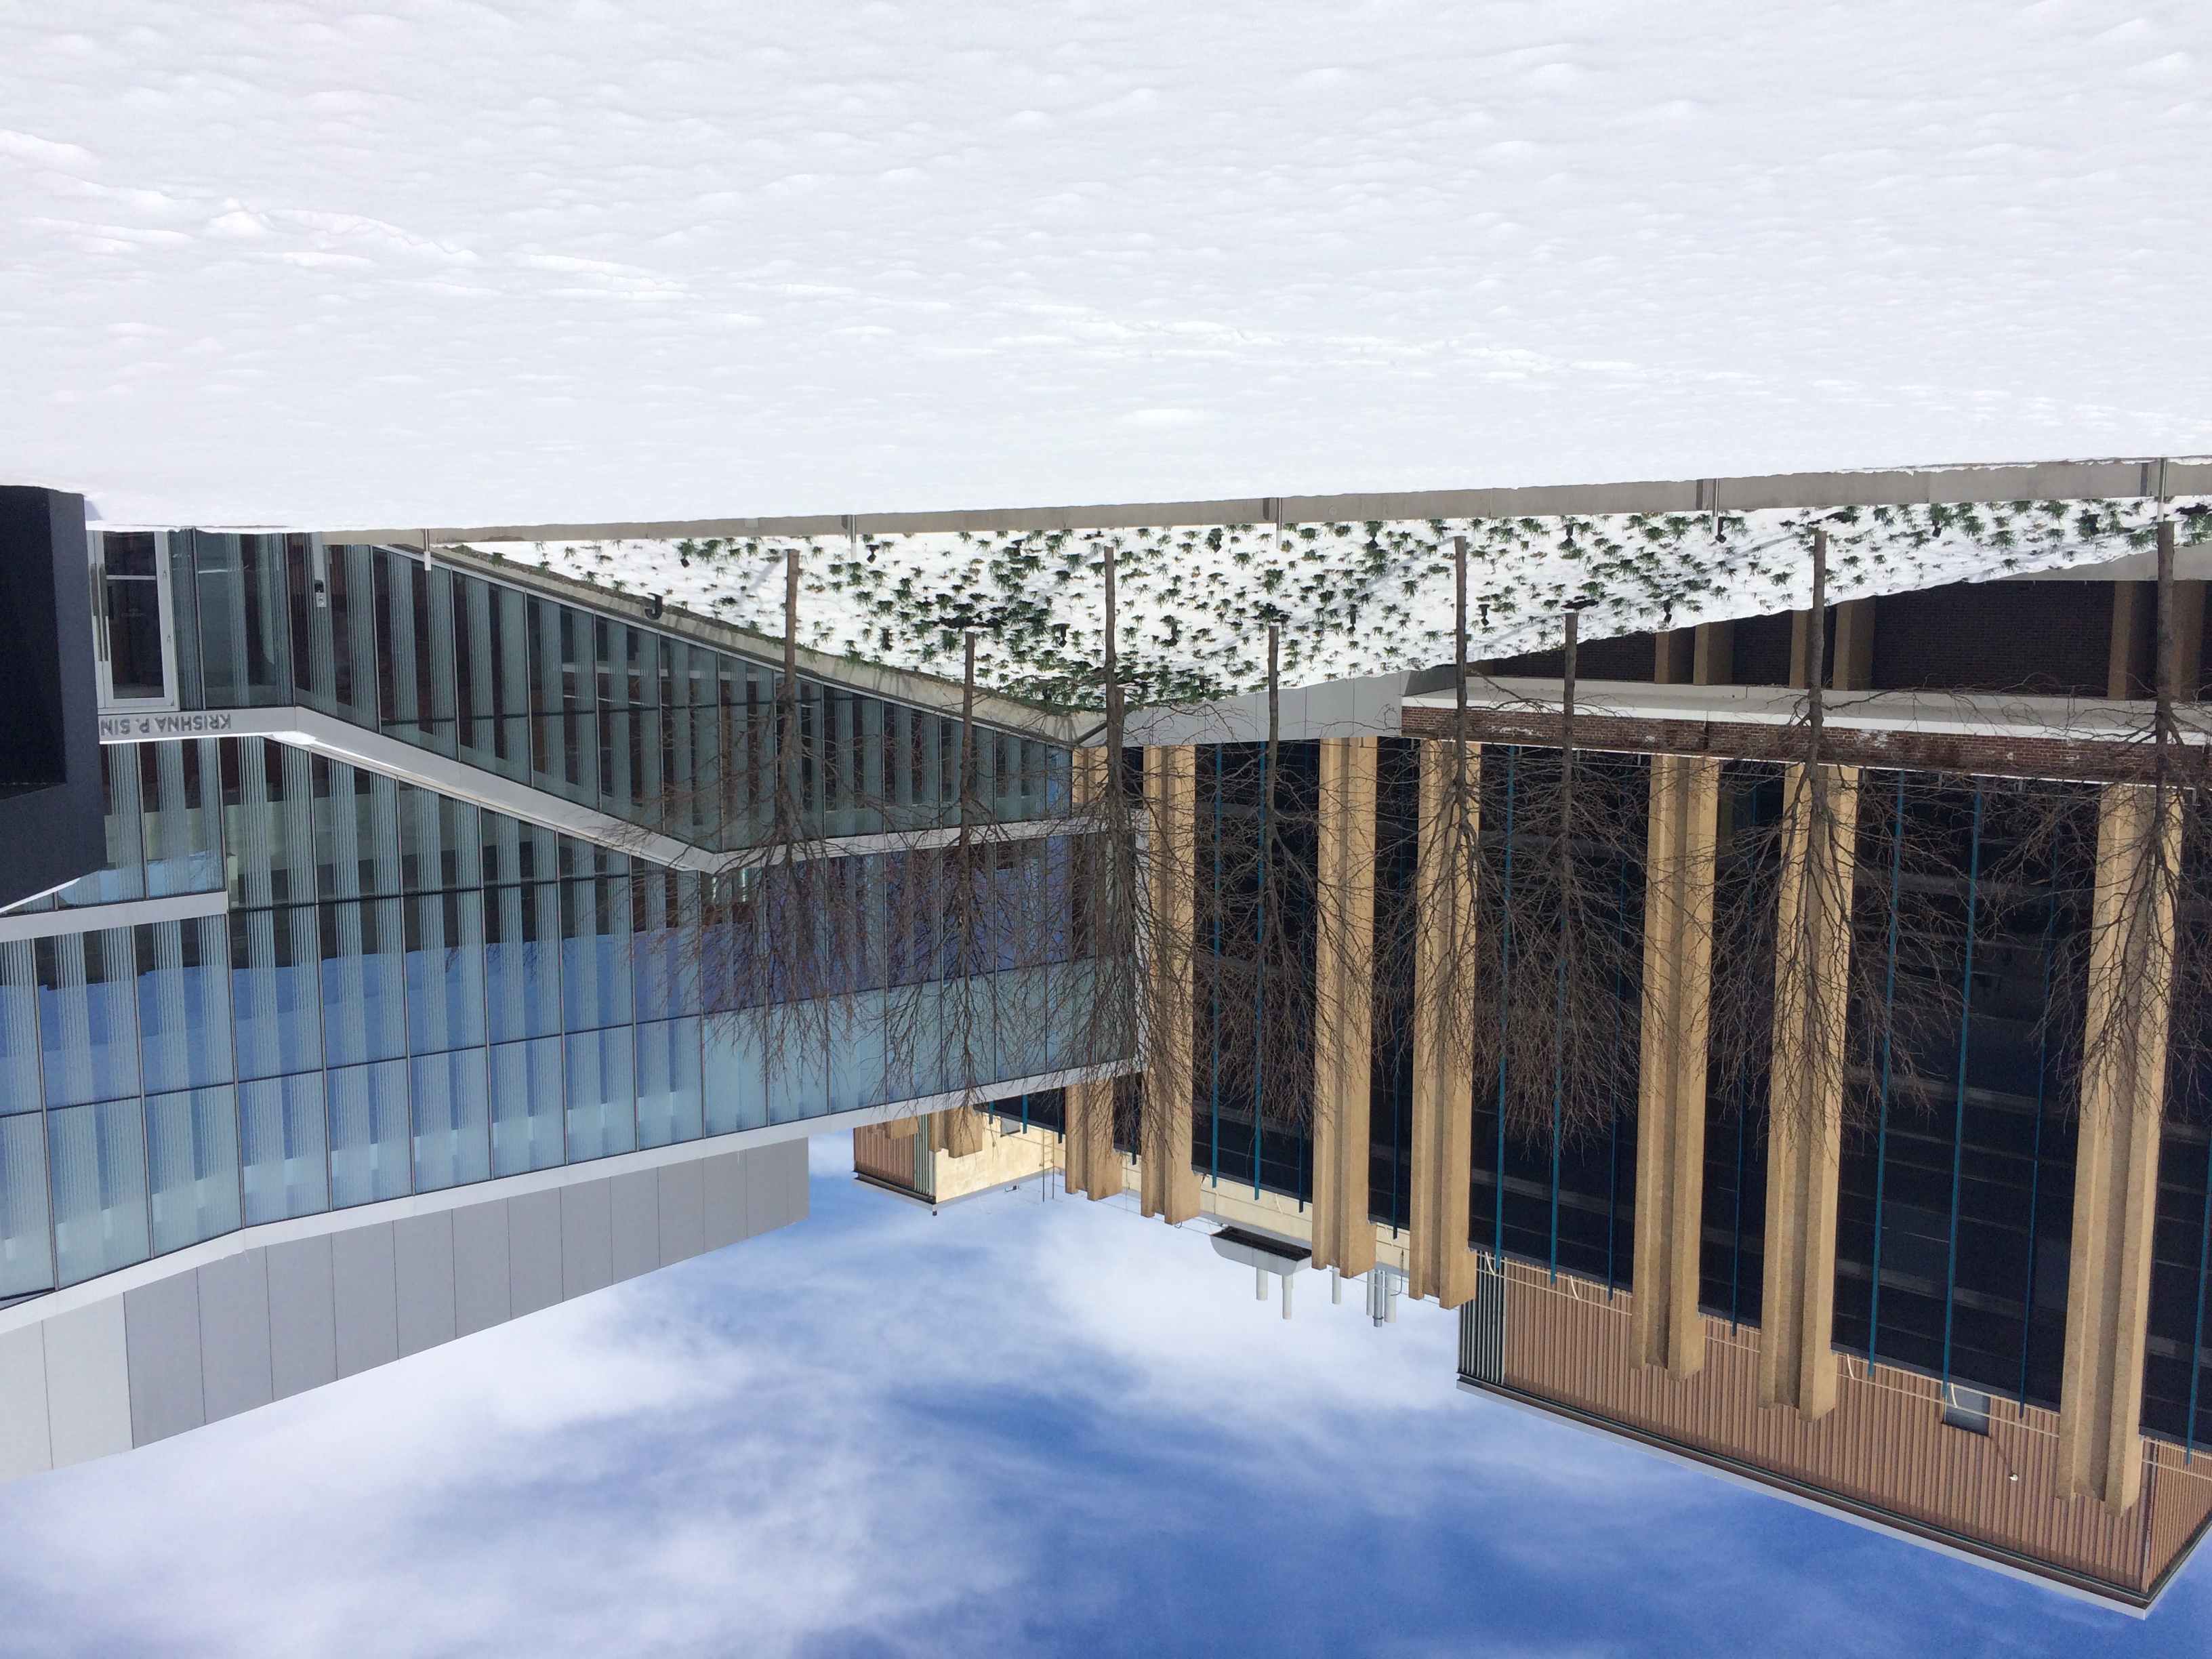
[5,1,2211,527]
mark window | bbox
[1942,1383,1992,1435]
[96,531,176,708]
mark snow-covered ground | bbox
[5,3,2211,530]
[499,495,2206,705]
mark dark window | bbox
[102,531,166,701]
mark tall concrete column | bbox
[1632,754,1723,1376]
[1065,744,1122,1201]
[1410,740,1479,1307]
[1693,621,1734,687]
[2058,782,2182,1513]
[1831,599,1877,692]
[1759,762,1860,1419]
[1312,737,1378,1279]
[1063,1078,1120,1201]
[1141,745,1200,1223]
[932,1107,987,1158]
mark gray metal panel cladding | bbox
[393,1211,458,1358]
[43,1302,132,1465]
[741,1149,789,1238]
[609,1170,660,1284]
[451,1198,512,1337]
[125,1274,207,1445]
[701,1151,749,1251]
[264,1234,338,1399]
[506,1189,563,1317]
[0,1326,52,1480]
[761,1139,811,1231]
[195,1249,275,1422]
[656,1161,705,1267]
[559,1180,615,1299]
[329,1223,400,1379]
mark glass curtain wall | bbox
[1192,742,1319,1204]
[0,735,1093,1302]
[1466,745,1645,1293]
[1829,774,2089,1412]
[167,536,1069,847]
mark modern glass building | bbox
[0,529,1104,1479]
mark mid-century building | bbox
[0,489,1097,1479]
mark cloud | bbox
[0,1159,2198,1656]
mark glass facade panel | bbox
[485,883,562,1042]
[490,1037,565,1176]
[231,905,325,1080]
[313,758,403,901]
[825,991,887,1115]
[66,748,147,906]
[634,1017,703,1149]
[398,786,480,894]
[1193,743,1318,1202]
[9,572,1074,1298]
[0,1115,55,1298]
[411,1049,491,1193]
[186,533,293,709]
[37,929,142,1108]
[239,1073,329,1223]
[319,899,409,1067]
[136,916,235,1094]
[146,1085,243,1254]
[48,1097,150,1287]
[138,739,224,897]
[633,872,702,1021]
[166,541,1068,848]
[702,1012,768,1135]
[564,1026,636,1162]
[226,738,318,909]
[0,941,43,1110]
[328,1059,412,1208]
[405,890,487,1055]
[560,876,632,1032]
[1831,777,2087,1409]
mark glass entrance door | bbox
[93,530,178,711]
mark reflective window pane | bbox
[490,1037,565,1176]
[411,1050,490,1193]
[48,1098,150,1287]
[137,916,235,1094]
[635,1017,702,1150]
[328,1059,411,1208]
[564,1026,635,1163]
[0,1114,54,1297]
[37,929,141,1108]
[146,1084,242,1254]
[239,1073,329,1224]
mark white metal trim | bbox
[0,889,228,944]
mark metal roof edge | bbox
[316,455,2212,548]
